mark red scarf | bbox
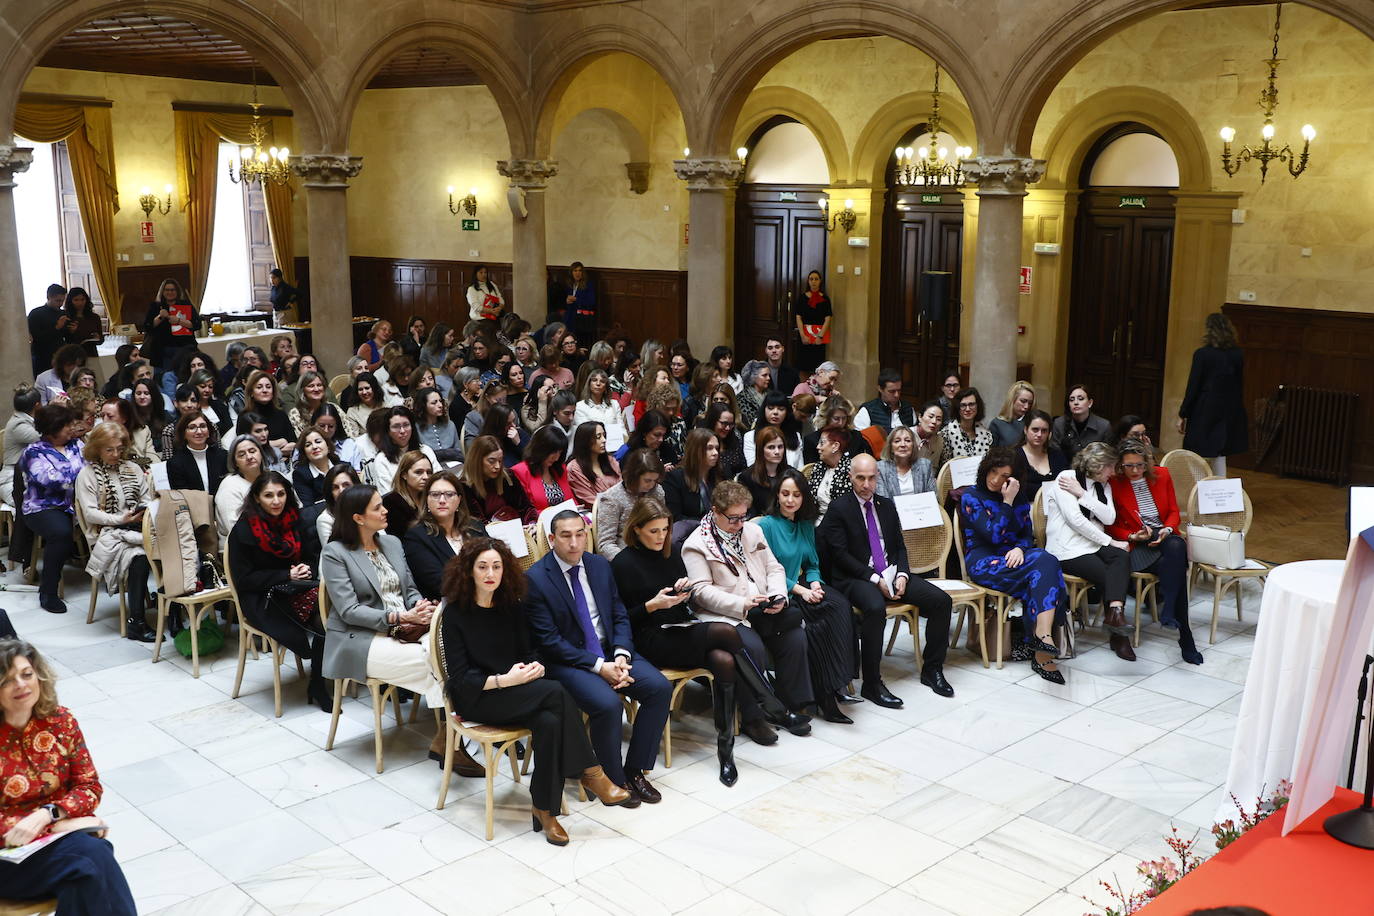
[247,506,302,562]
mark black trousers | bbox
[25,508,73,601]
[835,574,953,678]
[736,620,813,717]
[1059,545,1130,606]
[0,831,136,916]
[456,679,596,812]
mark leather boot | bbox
[580,766,633,806]
[1108,633,1137,662]
[531,807,569,846]
[125,612,156,643]
[713,681,739,787]
[732,650,788,720]
[1104,605,1132,637]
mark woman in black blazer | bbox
[141,278,201,369]
[402,470,487,600]
[661,428,721,538]
[165,411,228,495]
[227,471,329,710]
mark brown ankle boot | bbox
[531,807,569,846]
[1109,633,1137,662]
[580,765,633,807]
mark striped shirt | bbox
[1131,477,1161,528]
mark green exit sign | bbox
[1119,195,1147,209]
[920,193,944,204]
[461,218,480,231]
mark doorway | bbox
[1065,124,1178,434]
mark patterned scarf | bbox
[93,462,141,516]
[695,513,746,573]
[806,452,853,503]
[247,506,302,561]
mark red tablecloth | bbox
[1144,788,1374,914]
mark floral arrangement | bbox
[1081,781,1291,916]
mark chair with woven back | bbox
[74,499,127,638]
[951,512,1022,668]
[328,373,351,397]
[1186,477,1271,644]
[520,524,546,572]
[143,510,231,677]
[935,461,954,509]
[0,898,56,915]
[880,505,984,670]
[425,609,530,838]
[223,538,307,718]
[1160,449,1211,528]
[319,584,421,773]
[1029,488,1093,631]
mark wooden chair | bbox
[935,461,954,509]
[328,373,351,397]
[319,584,418,773]
[1160,449,1211,527]
[144,512,231,677]
[426,611,530,839]
[1030,489,1093,629]
[519,525,546,572]
[1131,572,1161,647]
[1186,478,1272,644]
[882,507,984,670]
[951,514,1022,668]
[224,540,306,717]
[621,666,713,768]
[589,491,609,555]
[0,899,57,915]
[74,500,127,638]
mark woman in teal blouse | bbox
[756,468,855,723]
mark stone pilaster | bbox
[673,157,743,355]
[624,161,650,195]
[290,154,363,372]
[0,146,34,394]
[498,159,558,317]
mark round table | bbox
[1222,559,1346,817]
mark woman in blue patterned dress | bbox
[959,447,1068,683]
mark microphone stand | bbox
[1326,655,1374,847]
[1348,655,1374,790]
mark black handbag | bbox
[746,600,804,638]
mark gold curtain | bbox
[264,116,295,285]
[14,101,123,322]
[174,110,295,303]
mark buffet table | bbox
[95,327,296,379]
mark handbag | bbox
[746,601,804,638]
[266,579,320,626]
[1187,524,1245,569]
[391,621,429,644]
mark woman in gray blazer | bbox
[875,426,935,499]
[321,484,451,765]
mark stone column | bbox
[497,159,557,318]
[0,146,33,396]
[673,157,742,357]
[962,156,1044,403]
[290,154,362,374]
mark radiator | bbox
[1276,385,1359,484]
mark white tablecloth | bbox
[1222,559,1346,817]
[94,328,293,380]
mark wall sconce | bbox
[447,186,478,217]
[139,184,173,218]
[736,147,748,160]
[821,198,856,233]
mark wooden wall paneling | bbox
[1223,303,1374,483]
[116,263,191,325]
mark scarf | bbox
[247,506,302,561]
[92,462,142,516]
[806,453,853,503]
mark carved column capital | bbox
[498,159,558,189]
[625,161,651,195]
[289,154,363,189]
[672,157,744,191]
[0,146,34,189]
[962,156,1046,196]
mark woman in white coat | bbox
[1043,441,1134,661]
[467,265,505,322]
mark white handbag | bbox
[1187,523,1245,569]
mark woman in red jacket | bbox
[1105,439,1203,665]
[511,426,574,512]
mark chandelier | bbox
[228,72,291,187]
[1219,2,1315,183]
[893,65,972,187]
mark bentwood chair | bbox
[881,506,984,670]
[426,610,530,839]
[951,514,1022,668]
[620,666,713,768]
[144,512,230,677]
[1186,478,1271,644]
[1030,488,1093,647]
[0,898,57,915]
[1160,449,1211,528]
[74,500,127,638]
[223,539,306,718]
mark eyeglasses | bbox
[428,490,459,501]
[721,513,749,523]
[1121,462,1146,470]
[717,420,735,428]
[943,381,960,390]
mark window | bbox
[13,141,62,310]
[201,141,253,313]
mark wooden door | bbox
[53,141,99,304]
[879,189,964,402]
[1066,189,1174,431]
[733,184,828,364]
[242,178,274,310]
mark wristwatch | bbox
[40,804,62,822]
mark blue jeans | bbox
[0,831,136,915]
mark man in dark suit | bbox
[817,454,955,704]
[526,509,671,804]
[763,337,800,396]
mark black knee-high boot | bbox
[713,680,738,787]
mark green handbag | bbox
[173,617,225,658]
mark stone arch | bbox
[1037,86,1211,192]
[996,0,1374,154]
[553,107,649,163]
[531,40,696,160]
[851,91,978,189]
[702,3,993,159]
[730,86,848,185]
[0,0,330,150]
[338,22,531,155]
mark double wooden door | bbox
[1065,189,1175,432]
[878,191,964,401]
[733,184,829,364]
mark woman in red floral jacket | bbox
[0,640,136,914]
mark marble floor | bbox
[9,566,1268,916]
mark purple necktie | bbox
[865,500,887,572]
[567,565,602,652]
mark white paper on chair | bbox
[150,462,170,492]
[539,500,579,536]
[487,519,529,558]
[948,456,979,489]
[894,491,941,530]
[1195,478,1243,514]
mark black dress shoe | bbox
[625,769,662,804]
[836,691,864,705]
[39,595,66,615]
[818,693,854,725]
[614,785,642,808]
[919,666,955,698]
[766,711,812,736]
[860,681,904,708]
[125,618,156,643]
[741,718,778,746]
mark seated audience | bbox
[316,464,362,545]
[217,434,266,547]
[97,398,155,468]
[403,470,486,600]
[34,344,87,405]
[573,368,625,447]
[1050,384,1111,463]
[802,397,871,464]
[616,409,676,469]
[512,426,574,512]
[744,391,803,468]
[474,403,527,466]
[912,399,948,473]
[793,360,840,400]
[989,380,1036,448]
[876,425,935,498]
[944,387,993,459]
[310,403,365,471]
[242,370,297,461]
[236,411,289,474]
[700,402,746,481]
[737,360,771,429]
[594,449,664,561]
[462,435,536,524]
[414,386,459,455]
[19,403,85,613]
[1,385,41,507]
[365,406,438,494]
[1012,409,1068,506]
[1112,414,1152,451]
[341,371,388,440]
[566,421,621,508]
[161,383,216,459]
[736,425,789,516]
[805,428,851,515]
[166,411,228,496]
[383,450,433,537]
[288,371,332,436]
[292,426,337,506]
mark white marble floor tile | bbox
[341,812,486,883]
[195,721,320,775]
[864,727,988,782]
[653,754,790,810]
[656,811,798,885]
[1193,650,1254,685]
[939,755,1072,813]
[882,783,1019,847]
[1047,707,1167,755]
[140,777,279,845]
[734,778,864,845]
[108,804,180,864]
[239,749,371,807]
[732,732,851,780]
[577,789,718,846]
[1173,708,1239,749]
[1090,685,1212,731]
[152,699,272,748]
[795,753,931,813]
[1082,760,1217,818]
[812,813,957,885]
[103,747,228,805]
[1065,645,1168,683]
[1016,667,1133,706]
[675,887,781,916]
[736,847,888,916]
[329,886,443,916]
[122,846,232,913]
[406,847,557,916]
[1136,665,1244,708]
[184,809,332,883]
[901,850,1057,916]
[240,846,391,914]
[146,884,269,916]
[995,731,1122,784]
[861,887,958,916]
[1130,731,1232,784]
[1025,783,1180,855]
[575,846,723,915]
[288,776,427,842]
[967,816,1115,886]
[498,811,644,885]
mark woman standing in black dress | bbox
[793,270,832,373]
[1177,312,1247,477]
